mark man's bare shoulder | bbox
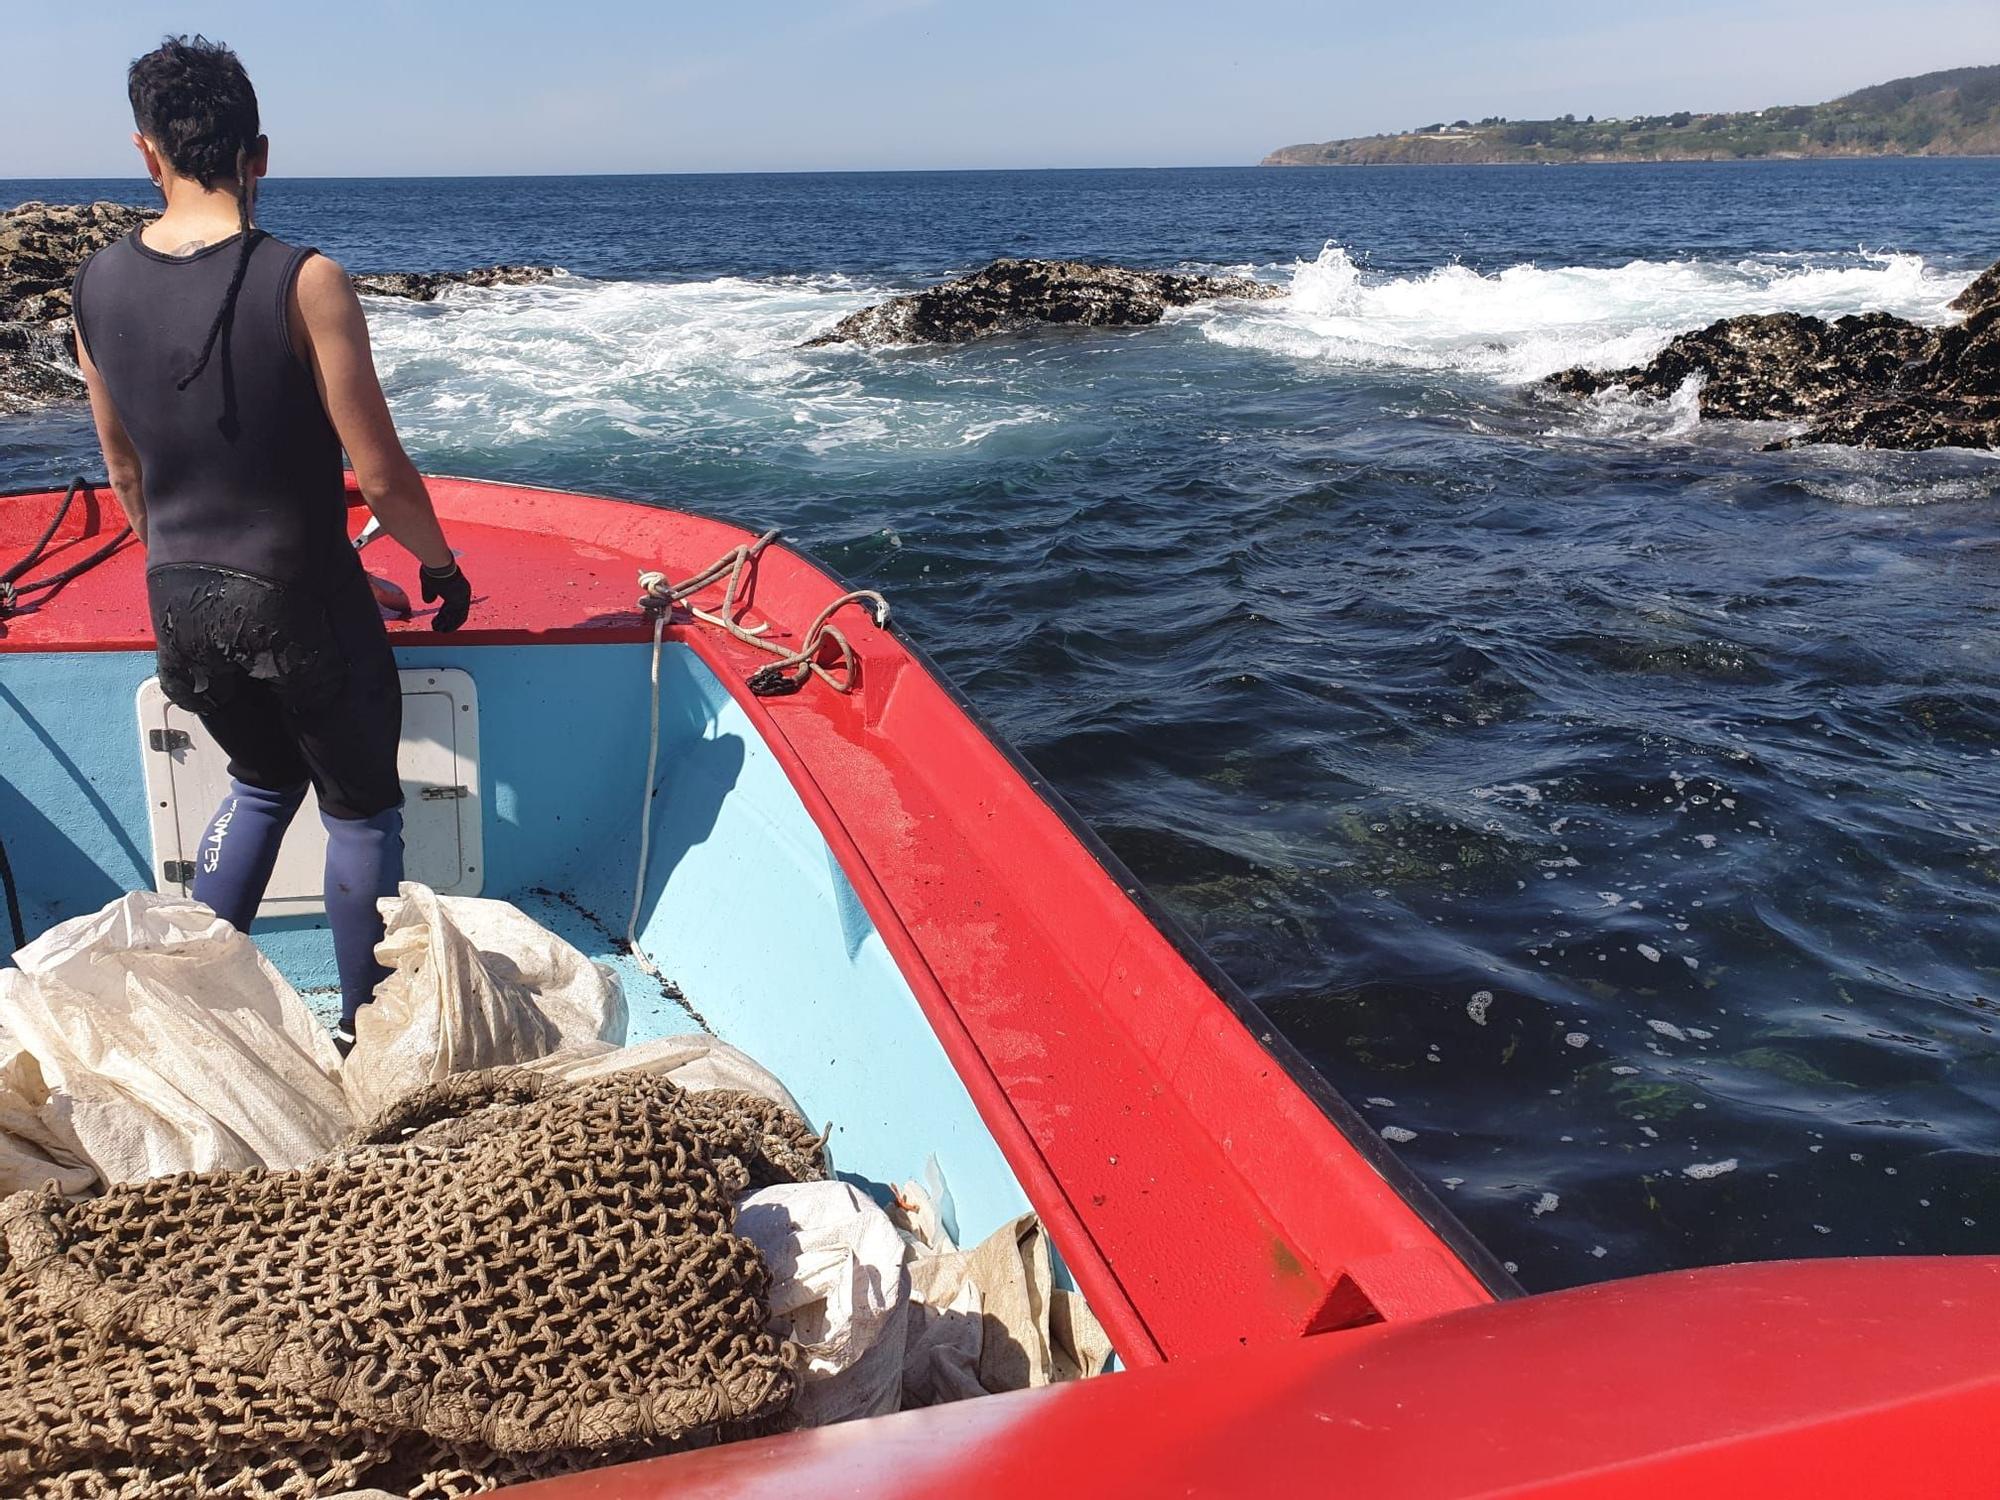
[290,253,367,357]
[296,251,358,308]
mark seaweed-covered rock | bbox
[1,201,160,414]
[1546,256,2000,451]
[1546,312,1932,420]
[804,257,1283,348]
[1947,260,2000,316]
[0,199,558,412]
[350,264,557,301]
[1,201,156,322]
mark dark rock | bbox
[351,265,558,301]
[1547,256,2000,451]
[0,200,558,412]
[1947,261,2000,315]
[0,322,84,415]
[803,257,1284,348]
[1547,312,1930,418]
[1,201,159,413]
[1,201,156,323]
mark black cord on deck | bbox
[0,478,132,620]
[2,476,84,587]
[0,833,25,955]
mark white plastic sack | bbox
[0,893,351,1185]
[530,1035,809,1120]
[343,885,627,1118]
[736,1181,913,1426]
[0,1016,95,1197]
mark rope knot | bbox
[632,531,887,697]
[636,570,673,614]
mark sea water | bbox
[5,160,1998,1290]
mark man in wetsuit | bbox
[73,36,474,1052]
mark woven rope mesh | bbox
[0,1068,828,1498]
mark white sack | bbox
[901,1211,1114,1408]
[736,1181,913,1426]
[530,1035,808,1119]
[343,885,627,1118]
[0,893,351,1184]
[0,1016,95,1196]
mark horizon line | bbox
[6,163,1263,183]
[11,156,2000,185]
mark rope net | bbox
[0,1068,828,1498]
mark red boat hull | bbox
[508,1256,2000,1499]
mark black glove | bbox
[421,561,472,632]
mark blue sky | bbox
[7,1,1999,175]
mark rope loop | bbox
[636,530,889,697]
[0,478,132,620]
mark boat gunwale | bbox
[413,472,1524,1305]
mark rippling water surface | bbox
[7,162,1999,1289]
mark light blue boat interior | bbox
[0,639,1034,1248]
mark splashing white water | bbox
[362,271,1056,461]
[353,251,1989,484]
[1185,243,1974,384]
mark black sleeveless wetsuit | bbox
[74,229,401,820]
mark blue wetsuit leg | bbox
[191,778,309,931]
[322,806,404,1029]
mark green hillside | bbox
[1263,64,2000,166]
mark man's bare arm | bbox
[76,337,147,544]
[291,255,454,570]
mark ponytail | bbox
[174,146,258,390]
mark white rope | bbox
[637,531,888,697]
[624,605,667,976]
[625,532,889,974]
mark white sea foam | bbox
[361,271,1055,460]
[355,254,1992,483]
[1184,243,1973,385]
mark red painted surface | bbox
[506,1257,2000,1500]
[0,477,1498,1362]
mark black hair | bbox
[128,36,262,390]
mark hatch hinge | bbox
[161,860,196,885]
[148,728,193,753]
[419,784,470,801]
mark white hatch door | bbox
[137,668,484,916]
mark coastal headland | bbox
[1264,64,2000,166]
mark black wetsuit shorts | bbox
[148,562,403,821]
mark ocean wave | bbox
[1185,244,1974,384]
[357,251,1988,475]
[362,271,1058,459]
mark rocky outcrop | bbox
[350,264,557,301]
[1547,258,2000,450]
[804,257,1284,348]
[0,200,558,413]
[1949,260,2000,315]
[1,202,157,415]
